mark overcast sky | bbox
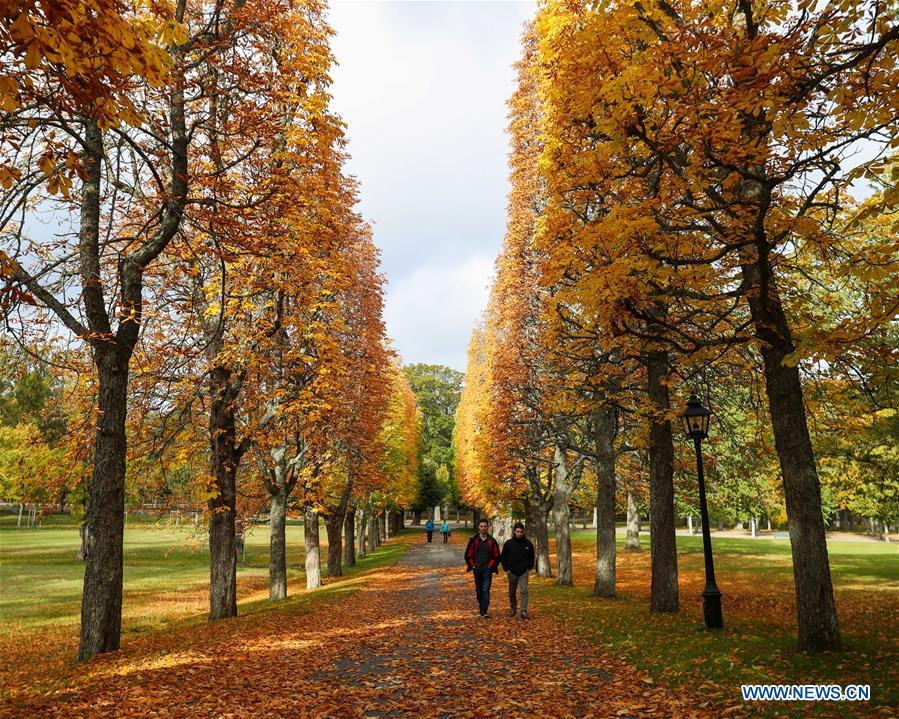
[328,0,535,372]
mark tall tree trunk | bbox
[75,523,88,561]
[757,319,840,649]
[326,513,343,578]
[208,365,239,622]
[368,511,378,551]
[378,511,387,543]
[526,467,553,578]
[411,509,422,526]
[357,510,366,558]
[68,41,187,654]
[78,347,129,659]
[304,507,321,589]
[390,508,403,534]
[732,2,840,652]
[646,350,678,613]
[528,495,553,577]
[324,480,352,578]
[269,488,287,600]
[593,408,617,597]
[344,508,356,567]
[491,515,513,546]
[551,444,580,586]
[737,237,840,649]
[625,490,641,550]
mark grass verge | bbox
[530,531,897,718]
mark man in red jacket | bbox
[464,518,500,618]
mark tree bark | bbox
[304,507,322,589]
[356,509,367,559]
[729,1,840,651]
[760,330,840,649]
[625,490,641,550]
[411,509,422,526]
[368,511,378,551]
[325,513,343,578]
[323,479,352,578]
[491,515,513,547]
[593,408,617,597]
[67,47,186,655]
[265,443,298,601]
[378,511,387,543]
[344,508,356,566]
[552,444,581,586]
[269,488,287,600]
[76,522,88,561]
[525,467,553,578]
[646,350,679,613]
[528,494,553,577]
[207,364,240,621]
[739,247,840,649]
[390,508,403,534]
[78,347,129,659]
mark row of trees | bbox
[402,363,465,521]
[456,0,898,652]
[0,0,422,660]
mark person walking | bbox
[464,518,500,618]
[425,517,435,543]
[500,521,535,619]
[440,519,451,543]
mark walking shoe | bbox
[480,612,490,619]
[520,611,529,620]
[507,608,516,617]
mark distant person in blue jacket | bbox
[425,517,435,543]
[440,520,451,543]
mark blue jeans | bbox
[473,567,493,615]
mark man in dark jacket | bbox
[464,518,500,618]
[500,522,535,619]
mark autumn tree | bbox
[403,363,462,519]
[380,366,423,535]
[318,227,391,582]
[534,0,899,649]
[0,0,191,659]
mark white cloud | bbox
[327,1,535,371]
[384,254,495,371]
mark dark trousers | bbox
[473,567,493,615]
[426,530,433,543]
[442,531,449,543]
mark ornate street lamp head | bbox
[681,395,711,440]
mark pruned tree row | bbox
[1,0,422,661]
[455,0,899,652]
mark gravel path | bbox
[5,535,705,719]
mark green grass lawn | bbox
[0,510,404,636]
[531,530,898,718]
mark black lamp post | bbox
[680,395,723,630]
